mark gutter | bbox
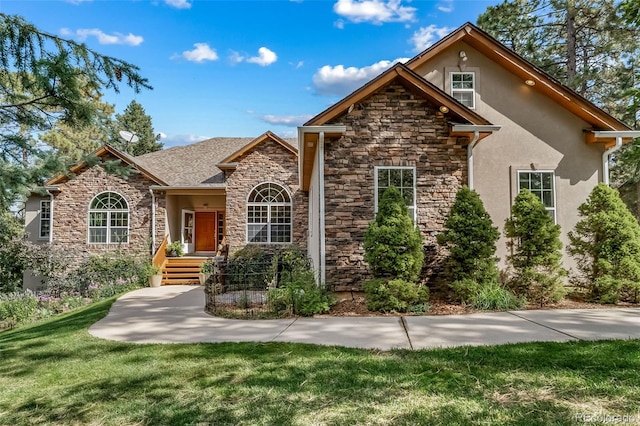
[590,130,640,186]
[451,124,502,189]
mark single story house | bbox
[24,23,640,290]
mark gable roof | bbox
[134,135,297,187]
[46,145,167,186]
[217,131,297,167]
[305,62,492,127]
[406,22,631,133]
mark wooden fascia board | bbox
[407,23,629,132]
[220,132,298,164]
[301,133,319,191]
[46,145,167,186]
[307,65,489,127]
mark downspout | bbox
[467,131,480,189]
[319,132,326,286]
[602,137,623,186]
[149,188,156,255]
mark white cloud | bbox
[165,0,192,9]
[334,19,345,29]
[159,133,209,148]
[65,28,143,46]
[177,43,219,62]
[246,47,278,66]
[64,0,92,4]
[410,25,452,52]
[333,0,416,25]
[261,114,313,127]
[437,0,454,13]
[312,57,410,97]
[289,61,304,69]
[229,51,245,64]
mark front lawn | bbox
[1,299,639,425]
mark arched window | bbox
[247,182,292,244]
[88,192,129,244]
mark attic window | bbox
[451,72,475,109]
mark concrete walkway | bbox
[88,285,640,351]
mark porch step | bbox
[162,257,211,285]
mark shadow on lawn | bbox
[1,300,640,425]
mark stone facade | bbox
[225,138,308,253]
[52,157,160,264]
[325,82,468,290]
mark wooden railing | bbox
[153,236,169,270]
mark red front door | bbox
[195,212,216,252]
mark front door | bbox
[195,211,216,252]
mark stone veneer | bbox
[225,138,308,253]
[52,156,164,264]
[325,82,468,291]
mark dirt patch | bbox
[324,291,638,317]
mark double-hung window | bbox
[39,200,51,239]
[451,72,475,109]
[88,192,129,244]
[247,182,292,244]
[517,171,556,222]
[375,166,417,221]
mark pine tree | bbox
[363,186,424,282]
[504,189,566,306]
[0,14,150,209]
[568,183,640,303]
[110,101,162,156]
[437,186,500,301]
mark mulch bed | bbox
[324,291,638,317]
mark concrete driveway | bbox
[89,285,640,351]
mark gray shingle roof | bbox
[133,136,297,187]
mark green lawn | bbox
[1,299,639,425]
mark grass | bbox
[1,299,640,425]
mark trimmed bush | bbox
[268,269,333,317]
[504,189,567,306]
[363,186,424,282]
[437,186,500,302]
[568,183,640,303]
[363,278,429,313]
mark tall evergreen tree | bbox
[504,189,567,306]
[110,100,162,156]
[437,186,500,301]
[0,14,150,210]
[363,186,424,282]
[568,183,640,303]
[40,81,116,162]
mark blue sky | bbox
[1,0,500,147]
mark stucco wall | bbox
[225,138,308,253]
[324,82,468,291]
[414,41,604,273]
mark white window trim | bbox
[516,170,557,223]
[39,200,51,240]
[374,166,417,222]
[450,71,476,109]
[87,191,130,244]
[246,182,293,244]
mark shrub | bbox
[0,291,38,325]
[470,283,524,311]
[363,186,424,282]
[504,189,567,306]
[0,211,25,293]
[225,245,271,289]
[268,269,333,317]
[363,278,429,313]
[437,186,500,301]
[568,183,640,303]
